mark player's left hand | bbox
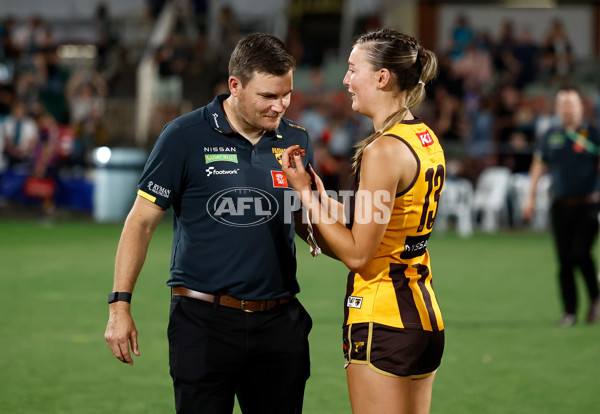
[282,146,312,192]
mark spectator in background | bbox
[431,83,466,147]
[505,129,533,174]
[452,42,493,94]
[189,0,208,34]
[65,70,108,166]
[0,17,19,80]
[543,20,573,80]
[154,32,187,106]
[1,99,38,169]
[523,86,600,327]
[211,5,240,79]
[494,83,520,167]
[0,84,14,118]
[38,45,70,124]
[512,26,541,90]
[29,101,59,219]
[435,52,464,100]
[466,94,495,162]
[493,20,518,83]
[317,101,352,191]
[94,2,123,85]
[450,14,474,60]
[66,70,107,125]
[11,15,50,60]
[15,52,46,109]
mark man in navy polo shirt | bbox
[524,86,600,327]
[105,33,314,413]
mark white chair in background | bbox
[472,166,512,233]
[509,172,552,230]
[509,173,531,228]
[532,174,551,230]
[437,178,474,237]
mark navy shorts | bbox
[343,322,444,378]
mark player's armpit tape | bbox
[137,189,157,203]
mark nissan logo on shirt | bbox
[206,187,279,227]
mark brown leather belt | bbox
[555,192,600,206]
[172,287,293,312]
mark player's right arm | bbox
[104,195,165,365]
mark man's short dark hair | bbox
[228,33,295,85]
[558,83,581,95]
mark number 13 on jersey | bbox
[417,164,445,233]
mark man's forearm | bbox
[112,198,164,292]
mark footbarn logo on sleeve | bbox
[147,181,171,198]
[417,131,434,147]
[346,296,363,309]
[271,170,288,188]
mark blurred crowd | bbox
[1,4,599,219]
[0,3,127,218]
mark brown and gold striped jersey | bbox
[344,119,445,332]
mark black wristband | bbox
[108,292,132,304]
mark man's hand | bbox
[522,198,535,222]
[104,302,140,365]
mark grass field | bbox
[1,217,600,413]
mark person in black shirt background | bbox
[524,86,600,327]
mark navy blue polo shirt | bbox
[537,122,600,199]
[137,94,313,300]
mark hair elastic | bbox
[418,80,425,86]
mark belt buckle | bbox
[240,300,254,313]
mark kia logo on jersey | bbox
[417,131,433,147]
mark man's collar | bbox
[207,94,235,134]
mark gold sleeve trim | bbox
[137,189,157,203]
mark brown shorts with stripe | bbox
[343,322,444,378]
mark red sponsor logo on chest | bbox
[271,170,288,188]
[417,131,434,147]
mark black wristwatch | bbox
[108,292,132,304]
